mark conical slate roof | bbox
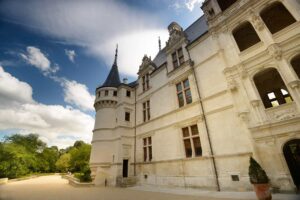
[101,46,121,88]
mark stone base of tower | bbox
[90,164,119,186]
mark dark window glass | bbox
[148,146,152,161]
[217,0,237,11]
[193,137,202,156]
[178,92,184,107]
[185,89,192,104]
[143,147,147,162]
[191,125,199,135]
[184,139,192,158]
[113,91,117,96]
[182,127,189,137]
[105,90,109,96]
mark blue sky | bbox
[0,0,204,148]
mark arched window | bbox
[260,2,296,34]
[254,68,293,108]
[291,55,300,79]
[232,22,261,52]
[217,0,237,11]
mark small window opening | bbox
[125,112,130,122]
[126,90,131,97]
[231,175,240,181]
[113,91,117,96]
[105,90,109,96]
[260,2,296,34]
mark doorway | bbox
[122,159,128,178]
[283,139,300,190]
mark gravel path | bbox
[0,175,297,200]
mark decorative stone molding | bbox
[265,103,298,121]
[237,64,248,79]
[166,22,187,49]
[249,9,264,31]
[94,100,118,111]
[288,80,300,89]
[268,44,282,61]
[250,99,261,108]
[238,111,250,122]
[227,79,238,91]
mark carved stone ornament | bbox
[138,55,152,73]
[237,64,248,79]
[227,79,238,91]
[268,44,282,61]
[166,22,186,48]
[238,111,249,122]
[288,80,300,89]
[249,9,264,31]
[250,99,261,107]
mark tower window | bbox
[182,125,202,158]
[254,68,293,108]
[260,2,296,34]
[105,90,109,96]
[232,22,261,52]
[125,112,130,122]
[126,90,131,97]
[113,91,117,96]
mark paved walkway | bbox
[0,175,298,200]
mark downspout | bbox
[186,48,220,191]
[134,85,137,176]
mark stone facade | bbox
[90,0,300,192]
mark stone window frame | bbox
[181,124,202,158]
[143,100,150,122]
[172,47,184,69]
[176,78,192,108]
[143,136,152,162]
[142,73,150,92]
[113,90,118,97]
[105,90,109,96]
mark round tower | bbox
[90,46,121,186]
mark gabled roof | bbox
[100,46,121,88]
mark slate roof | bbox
[99,47,121,88]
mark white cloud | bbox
[0,0,168,76]
[62,79,95,111]
[185,0,204,11]
[0,67,34,108]
[20,46,59,74]
[0,66,94,148]
[65,49,76,62]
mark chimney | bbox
[158,36,161,51]
[123,78,128,84]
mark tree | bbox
[55,153,71,172]
[5,134,46,153]
[69,141,91,172]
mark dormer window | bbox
[142,73,150,92]
[172,47,184,69]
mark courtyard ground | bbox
[0,175,298,200]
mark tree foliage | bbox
[0,134,91,180]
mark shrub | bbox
[248,157,269,184]
[74,165,92,182]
